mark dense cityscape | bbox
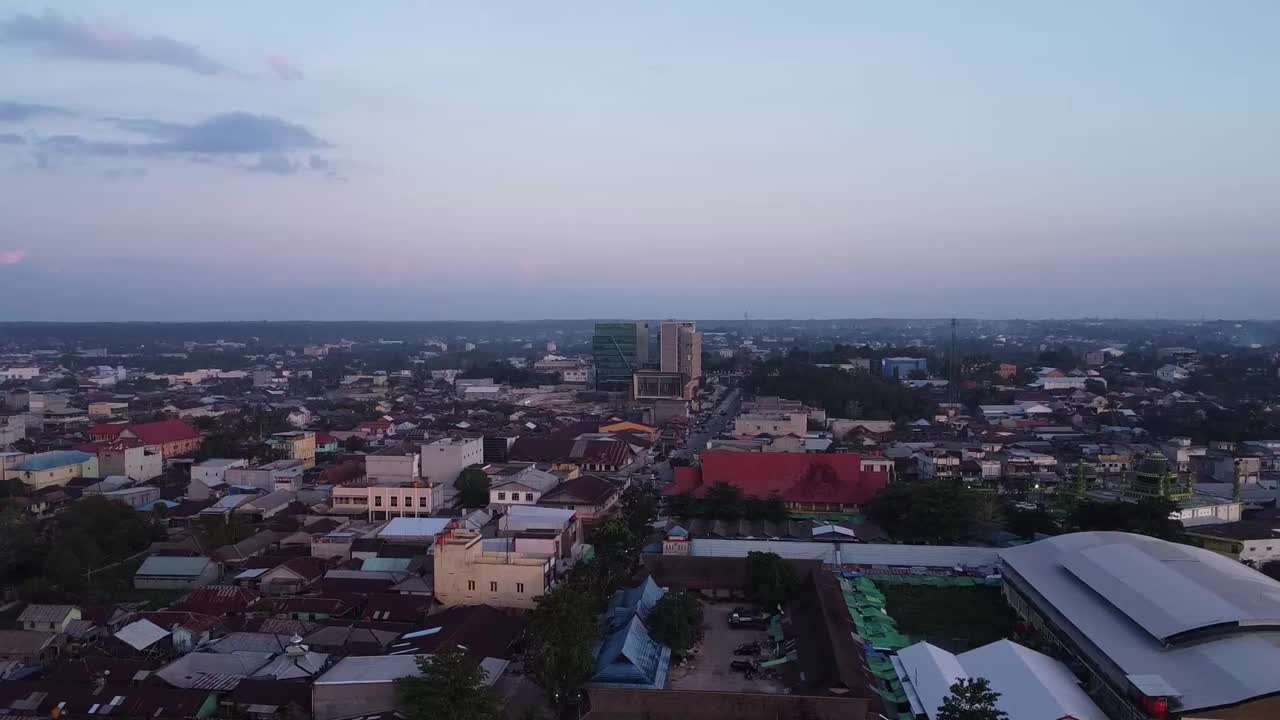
[0,318,1277,719]
[5,1,1279,718]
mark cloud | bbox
[0,250,26,266]
[156,112,328,153]
[248,153,299,175]
[102,166,146,180]
[104,116,187,139]
[1,9,228,75]
[0,133,25,145]
[266,55,303,82]
[19,111,335,177]
[0,100,73,122]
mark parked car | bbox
[733,642,762,656]
[729,607,770,629]
[730,659,758,678]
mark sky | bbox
[1,1,1278,321]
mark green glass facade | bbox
[592,321,649,391]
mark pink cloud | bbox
[0,250,26,266]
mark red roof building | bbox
[664,451,890,513]
[89,419,203,458]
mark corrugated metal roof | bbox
[688,539,1000,568]
[897,640,1106,720]
[14,451,93,471]
[1001,531,1280,712]
[136,555,214,577]
[114,619,170,651]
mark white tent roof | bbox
[897,640,1106,720]
[115,619,170,651]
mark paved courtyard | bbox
[665,603,786,694]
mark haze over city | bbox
[2,1,1278,320]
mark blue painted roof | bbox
[607,576,664,629]
[15,451,94,472]
[590,615,670,689]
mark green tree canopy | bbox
[646,591,705,656]
[455,465,492,508]
[523,585,599,714]
[397,646,502,720]
[703,482,744,520]
[867,481,984,543]
[937,677,1008,720]
[746,551,797,610]
[1067,497,1183,540]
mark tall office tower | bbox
[659,320,703,399]
[592,321,649,391]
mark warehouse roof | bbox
[14,451,94,472]
[136,555,216,577]
[896,640,1106,720]
[1001,531,1280,712]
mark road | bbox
[682,387,741,461]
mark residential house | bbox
[258,557,328,596]
[97,440,163,482]
[487,463,562,509]
[269,431,316,469]
[538,474,621,521]
[314,432,339,455]
[312,654,506,720]
[1156,364,1190,383]
[432,529,555,610]
[17,605,80,633]
[134,556,221,590]
[190,458,249,498]
[0,630,63,662]
[225,460,304,492]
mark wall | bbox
[584,688,868,720]
[433,537,548,609]
[366,454,419,483]
[420,438,484,486]
[12,458,98,490]
[733,413,807,438]
[313,682,398,720]
[100,446,162,481]
[192,460,247,487]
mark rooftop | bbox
[377,517,451,538]
[14,450,94,472]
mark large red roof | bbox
[665,451,888,506]
[92,419,201,445]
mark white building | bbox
[1156,364,1190,383]
[0,367,39,381]
[421,436,484,489]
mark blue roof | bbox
[590,615,671,689]
[15,451,94,472]
[607,576,664,629]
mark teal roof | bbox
[136,555,214,577]
[15,451,94,472]
[361,557,412,572]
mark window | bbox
[490,581,498,592]
[497,492,506,501]
[390,496,398,507]
[419,497,428,508]
[525,493,534,502]
[374,496,382,507]
[516,582,525,594]
[467,580,476,591]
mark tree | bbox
[703,482,744,520]
[937,677,1008,720]
[344,435,367,452]
[523,585,599,715]
[619,485,659,541]
[746,551,797,610]
[1067,497,1183,541]
[455,466,491,508]
[588,516,640,583]
[866,481,980,543]
[646,591,704,656]
[743,493,788,523]
[397,646,502,720]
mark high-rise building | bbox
[658,320,703,400]
[593,322,649,392]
